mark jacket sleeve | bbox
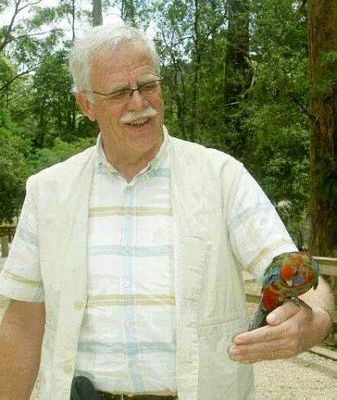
[226,166,298,282]
[0,175,44,302]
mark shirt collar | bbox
[95,127,169,176]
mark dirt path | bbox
[0,261,336,399]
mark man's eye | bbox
[140,81,158,91]
[108,89,129,99]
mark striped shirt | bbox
[74,133,177,395]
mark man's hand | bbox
[228,298,332,364]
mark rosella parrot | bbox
[249,252,320,330]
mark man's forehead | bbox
[89,44,157,90]
[91,42,154,73]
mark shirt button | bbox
[124,320,131,330]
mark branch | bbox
[224,101,240,107]
[0,0,22,52]
[0,63,39,92]
[12,29,53,42]
[17,0,42,13]
[0,0,43,52]
[289,94,316,122]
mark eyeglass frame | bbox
[85,75,163,102]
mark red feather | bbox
[280,263,294,281]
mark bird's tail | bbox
[249,299,268,330]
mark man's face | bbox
[80,42,164,161]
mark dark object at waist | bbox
[98,391,178,400]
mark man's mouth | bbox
[127,118,150,127]
[120,106,158,126]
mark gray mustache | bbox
[120,107,158,124]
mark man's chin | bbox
[125,127,163,156]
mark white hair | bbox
[69,24,160,96]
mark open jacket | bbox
[30,135,255,399]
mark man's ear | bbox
[76,92,96,121]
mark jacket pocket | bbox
[197,317,254,400]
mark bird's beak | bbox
[286,279,293,287]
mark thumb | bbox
[266,300,301,326]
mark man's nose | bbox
[127,88,147,110]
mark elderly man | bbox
[0,24,333,400]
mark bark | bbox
[92,0,103,26]
[121,0,136,26]
[190,0,201,143]
[224,0,250,104]
[308,0,337,256]
[71,0,76,40]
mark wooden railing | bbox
[314,256,337,276]
[314,257,337,332]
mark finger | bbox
[233,324,285,345]
[266,300,301,326]
[229,336,293,358]
[228,338,296,363]
[229,347,296,364]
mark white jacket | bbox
[30,135,255,399]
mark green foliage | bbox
[239,0,310,246]
[29,49,77,147]
[155,0,230,144]
[0,0,96,222]
[0,55,15,89]
[32,137,96,172]
[0,110,31,223]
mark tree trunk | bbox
[121,0,136,26]
[71,0,76,41]
[190,0,201,143]
[308,0,337,257]
[224,0,250,104]
[92,0,103,26]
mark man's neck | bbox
[102,137,163,183]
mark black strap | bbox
[98,393,177,400]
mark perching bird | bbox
[249,252,320,330]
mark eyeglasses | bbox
[87,75,163,102]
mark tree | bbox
[240,0,311,247]
[29,49,77,148]
[33,137,95,172]
[93,0,103,25]
[224,0,250,105]
[0,0,65,94]
[307,0,337,256]
[155,0,232,145]
[121,0,136,25]
[0,110,31,223]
